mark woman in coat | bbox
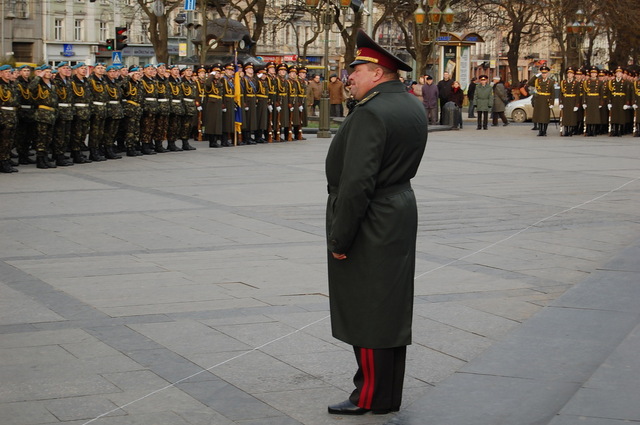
[473,75,493,129]
[448,80,464,128]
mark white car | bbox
[505,88,562,123]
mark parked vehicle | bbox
[505,87,561,123]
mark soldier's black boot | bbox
[56,153,74,167]
[89,148,106,162]
[36,152,56,169]
[141,143,156,155]
[167,140,182,151]
[126,146,142,157]
[181,139,196,150]
[105,146,122,159]
[635,125,640,137]
[0,160,18,173]
[537,126,544,136]
[18,152,36,165]
[532,122,539,131]
[154,140,167,153]
[208,135,219,148]
[71,150,92,164]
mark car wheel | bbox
[511,108,527,123]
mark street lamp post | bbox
[413,0,454,77]
[566,9,594,67]
[305,0,358,138]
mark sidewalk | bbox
[1,123,640,425]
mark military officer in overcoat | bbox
[203,65,224,148]
[275,63,290,141]
[325,29,427,415]
[560,66,582,136]
[582,66,606,137]
[607,66,632,137]
[527,65,555,136]
[255,67,269,143]
[633,73,640,137]
[221,63,237,146]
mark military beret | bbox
[156,63,166,67]
[17,64,33,70]
[94,62,106,67]
[38,64,52,71]
[143,63,155,69]
[71,62,86,69]
[350,29,412,72]
[129,66,140,72]
[57,61,69,68]
[106,65,118,72]
[0,64,12,71]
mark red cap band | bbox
[354,47,398,71]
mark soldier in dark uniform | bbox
[241,63,258,144]
[166,65,184,152]
[139,64,158,155]
[527,65,555,136]
[297,66,309,139]
[103,65,123,159]
[0,65,19,173]
[15,64,35,166]
[607,66,632,137]
[153,63,170,152]
[255,67,269,143]
[275,63,290,141]
[582,66,606,137]
[286,66,301,141]
[88,63,108,161]
[598,69,610,135]
[633,72,640,137]
[326,30,427,416]
[121,66,144,157]
[29,65,58,169]
[559,66,582,136]
[179,67,198,151]
[266,62,278,142]
[194,65,207,143]
[203,64,224,148]
[69,63,93,163]
[221,63,237,146]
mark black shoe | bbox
[209,140,219,148]
[72,151,92,164]
[126,147,142,157]
[154,141,167,153]
[105,146,122,159]
[18,154,36,165]
[89,149,106,162]
[56,154,74,166]
[0,160,18,173]
[141,144,156,155]
[491,123,498,127]
[328,400,369,415]
[503,122,509,126]
[181,140,197,151]
[167,141,183,152]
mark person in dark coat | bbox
[437,71,453,124]
[467,77,477,118]
[325,29,428,416]
[421,75,439,125]
[448,80,464,128]
[491,76,509,126]
[559,66,581,136]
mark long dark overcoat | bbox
[560,78,581,127]
[528,75,555,123]
[325,79,427,349]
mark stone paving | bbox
[1,121,639,425]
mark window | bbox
[99,22,107,42]
[74,19,84,41]
[54,19,63,41]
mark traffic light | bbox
[115,26,128,51]
[105,38,115,51]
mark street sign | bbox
[62,44,75,57]
[179,43,187,57]
[112,51,122,64]
[184,0,195,11]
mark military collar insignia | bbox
[357,91,379,107]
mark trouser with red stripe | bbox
[349,346,407,411]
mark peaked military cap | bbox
[243,63,254,70]
[297,66,308,74]
[288,65,298,73]
[589,66,599,73]
[539,65,550,72]
[224,63,235,70]
[276,63,288,72]
[350,29,412,72]
[266,62,276,70]
[614,66,624,73]
[478,75,488,81]
[566,66,576,74]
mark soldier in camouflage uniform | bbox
[88,63,108,161]
[15,64,36,165]
[166,65,185,152]
[69,63,93,163]
[121,66,144,157]
[139,64,158,155]
[153,63,170,153]
[51,62,74,167]
[103,65,123,159]
[180,67,198,151]
[29,65,58,169]
[0,65,19,173]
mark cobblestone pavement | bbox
[1,122,639,425]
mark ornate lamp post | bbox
[566,8,594,67]
[305,0,360,138]
[413,1,454,76]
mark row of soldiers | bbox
[528,65,640,137]
[0,60,312,174]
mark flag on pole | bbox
[234,50,243,135]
